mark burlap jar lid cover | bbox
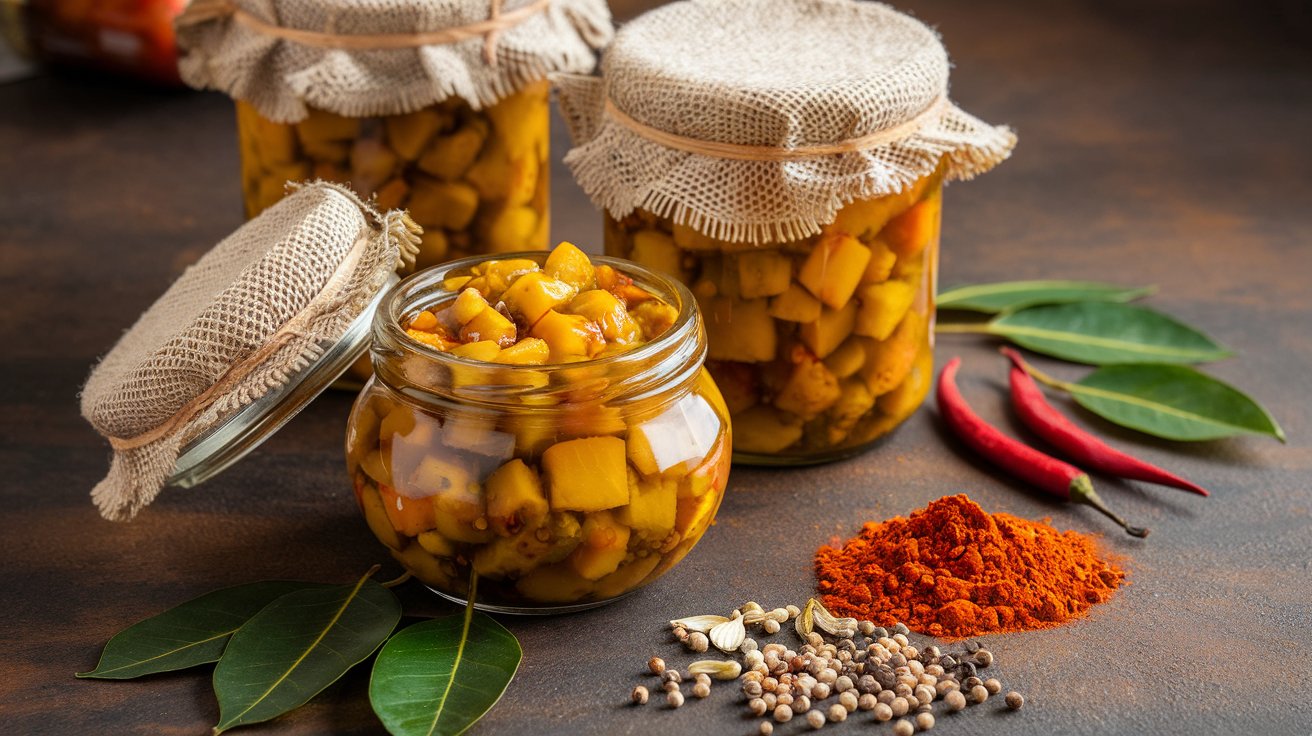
[558,0,1018,245]
[80,183,421,521]
[176,0,614,122]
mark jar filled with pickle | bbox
[347,243,731,611]
[560,0,1016,463]
[177,0,613,269]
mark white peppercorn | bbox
[631,685,649,705]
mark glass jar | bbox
[236,80,550,270]
[346,253,731,613]
[605,165,942,464]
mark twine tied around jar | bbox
[557,0,1017,245]
[602,95,951,162]
[81,183,420,521]
[179,0,552,65]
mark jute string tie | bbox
[602,95,950,162]
[179,0,552,65]
[105,226,374,452]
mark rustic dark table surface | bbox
[2,1,1310,734]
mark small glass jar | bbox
[237,80,550,270]
[605,165,942,464]
[346,253,731,612]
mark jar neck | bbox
[370,252,706,410]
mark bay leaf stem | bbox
[934,323,994,334]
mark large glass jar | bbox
[605,166,942,464]
[237,80,550,270]
[346,253,731,612]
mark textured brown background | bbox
[2,0,1310,734]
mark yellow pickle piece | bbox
[346,242,730,609]
[603,168,941,459]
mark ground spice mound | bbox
[815,494,1125,638]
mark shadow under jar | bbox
[605,165,943,464]
[346,254,732,613]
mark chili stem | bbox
[1070,475,1150,538]
[1005,349,1078,392]
[380,571,412,588]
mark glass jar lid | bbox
[80,182,419,520]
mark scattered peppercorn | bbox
[667,690,684,708]
[648,656,666,676]
[749,698,768,716]
[759,722,773,736]
[774,704,794,723]
[984,678,1002,695]
[945,690,966,712]
[1005,691,1025,710]
[693,682,711,699]
[969,685,989,704]
[916,712,936,731]
[806,710,826,729]
[631,685,649,705]
[662,681,679,694]
[763,618,781,635]
[662,670,681,684]
[688,632,709,653]
[892,718,915,736]
[974,650,994,668]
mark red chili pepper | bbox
[937,357,1149,538]
[1002,347,1210,497]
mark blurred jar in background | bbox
[0,0,187,84]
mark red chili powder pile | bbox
[815,494,1125,638]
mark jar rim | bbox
[371,250,704,401]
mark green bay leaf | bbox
[212,574,401,733]
[77,581,328,680]
[1069,363,1285,441]
[937,280,1154,313]
[988,302,1232,365]
[370,612,521,736]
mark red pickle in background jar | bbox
[558,0,1016,465]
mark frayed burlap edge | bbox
[177,0,613,122]
[85,183,419,521]
[557,74,1017,245]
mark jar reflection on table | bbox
[345,254,731,613]
[604,164,942,465]
[236,80,550,270]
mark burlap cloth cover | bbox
[80,183,420,521]
[558,0,1017,245]
[175,0,613,122]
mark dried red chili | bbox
[936,357,1148,537]
[1002,347,1209,497]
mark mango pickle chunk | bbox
[881,194,940,259]
[544,241,596,290]
[350,242,728,608]
[620,468,678,540]
[236,85,548,263]
[602,169,940,458]
[705,297,776,362]
[736,250,793,299]
[567,510,631,580]
[501,271,577,325]
[543,437,628,512]
[378,483,437,537]
[486,459,548,535]
[797,232,871,309]
[855,280,916,340]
